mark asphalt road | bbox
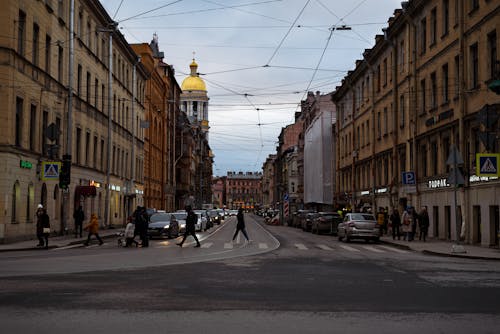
[1,214,499,333]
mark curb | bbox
[421,249,500,261]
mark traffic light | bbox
[59,154,71,189]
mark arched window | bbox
[12,181,20,223]
[41,183,47,209]
[53,185,60,221]
[27,182,34,223]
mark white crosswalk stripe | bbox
[258,243,268,249]
[224,242,233,249]
[317,244,333,251]
[201,242,213,248]
[378,245,409,254]
[295,243,308,250]
[338,244,361,252]
[361,245,386,253]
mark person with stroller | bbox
[124,217,139,247]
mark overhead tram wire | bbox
[117,0,183,23]
[265,0,312,66]
[112,0,125,19]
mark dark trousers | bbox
[85,232,103,245]
[392,225,401,240]
[232,227,249,241]
[179,230,200,246]
[75,223,83,238]
[419,228,428,241]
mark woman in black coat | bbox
[36,205,50,249]
[232,208,250,242]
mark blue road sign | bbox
[402,171,416,185]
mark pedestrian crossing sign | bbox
[476,153,500,177]
[41,161,61,181]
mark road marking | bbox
[258,243,268,249]
[317,244,333,251]
[378,245,409,253]
[295,243,308,250]
[84,244,102,249]
[51,244,83,251]
[201,242,213,248]
[338,245,360,252]
[224,242,233,249]
[361,245,385,253]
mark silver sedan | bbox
[337,213,380,243]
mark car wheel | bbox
[374,237,380,243]
[338,234,343,241]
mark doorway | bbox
[444,205,451,240]
[472,205,482,244]
[432,206,439,238]
[489,206,499,247]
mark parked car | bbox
[311,212,343,235]
[147,212,180,239]
[228,209,238,216]
[292,210,314,228]
[337,213,380,242]
[194,210,210,231]
[301,212,319,232]
[171,211,188,233]
[207,209,223,225]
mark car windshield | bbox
[350,214,375,221]
[321,214,338,219]
[149,213,172,223]
[172,212,187,220]
[207,210,218,217]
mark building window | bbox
[420,79,426,113]
[45,34,51,74]
[12,181,20,223]
[442,63,449,103]
[27,183,34,223]
[85,132,90,166]
[420,17,427,54]
[33,23,40,66]
[77,64,82,96]
[95,78,99,107]
[383,107,388,135]
[42,111,48,156]
[18,10,26,56]
[470,43,479,89]
[442,0,449,36]
[57,45,63,82]
[102,84,105,111]
[383,58,387,86]
[487,30,497,80]
[86,72,91,102]
[100,139,105,171]
[78,11,83,39]
[399,95,405,128]
[430,72,437,109]
[15,97,23,147]
[431,142,438,175]
[93,136,98,168]
[376,64,381,92]
[399,40,405,73]
[55,117,61,158]
[377,112,381,139]
[430,8,437,45]
[30,104,36,150]
[420,145,428,177]
[57,0,65,20]
[76,128,81,165]
[470,0,479,12]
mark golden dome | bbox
[181,58,207,91]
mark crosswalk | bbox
[151,241,408,254]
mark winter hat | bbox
[37,204,43,209]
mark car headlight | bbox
[163,224,170,229]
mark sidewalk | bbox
[0,229,120,252]
[380,235,500,261]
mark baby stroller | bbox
[117,231,127,247]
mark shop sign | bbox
[20,160,33,169]
[361,190,370,196]
[90,180,101,188]
[469,175,498,183]
[428,178,449,189]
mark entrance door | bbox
[473,205,481,244]
[490,206,499,248]
[444,206,451,240]
[433,206,439,238]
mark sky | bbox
[100,0,403,176]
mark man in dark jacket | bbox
[177,206,201,248]
[134,207,149,247]
[233,208,250,242]
[73,206,85,238]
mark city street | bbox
[1,214,499,333]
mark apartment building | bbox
[0,0,147,242]
[333,0,500,247]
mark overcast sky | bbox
[100,0,403,176]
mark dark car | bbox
[147,212,180,239]
[207,209,223,225]
[292,210,314,228]
[338,213,380,242]
[301,212,319,232]
[311,212,343,235]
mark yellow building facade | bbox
[334,0,500,247]
[0,0,147,242]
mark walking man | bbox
[390,208,401,240]
[73,205,85,238]
[134,207,149,247]
[177,206,201,248]
[232,208,250,243]
[418,206,430,241]
[83,213,103,246]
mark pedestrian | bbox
[177,205,201,248]
[134,206,149,247]
[232,207,250,243]
[401,206,413,241]
[124,218,138,247]
[83,213,103,246]
[73,205,85,238]
[390,208,401,240]
[409,207,418,241]
[418,206,430,242]
[35,204,50,249]
[377,207,385,235]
